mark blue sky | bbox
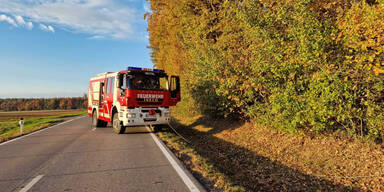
[0,0,153,98]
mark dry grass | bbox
[158,112,384,191]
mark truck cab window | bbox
[106,78,110,94]
[110,77,115,94]
[127,73,168,91]
[121,74,126,89]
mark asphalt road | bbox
[0,116,204,192]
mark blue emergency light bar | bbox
[127,67,165,73]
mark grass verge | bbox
[157,113,384,191]
[0,111,87,143]
[157,130,246,192]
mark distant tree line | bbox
[0,96,88,111]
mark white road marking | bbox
[147,127,201,192]
[19,175,44,192]
[92,127,97,131]
[0,116,86,146]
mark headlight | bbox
[126,113,136,118]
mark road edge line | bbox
[19,175,44,192]
[147,129,203,192]
[0,115,86,146]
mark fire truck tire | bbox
[153,125,163,133]
[112,114,125,134]
[100,121,108,127]
[92,110,104,127]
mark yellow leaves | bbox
[361,43,368,51]
[373,66,384,75]
[312,72,319,79]
[368,54,376,62]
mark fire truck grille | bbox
[141,109,162,114]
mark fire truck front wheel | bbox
[153,125,164,133]
[112,114,125,134]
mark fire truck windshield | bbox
[128,73,169,91]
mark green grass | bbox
[0,111,87,143]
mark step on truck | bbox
[88,67,181,134]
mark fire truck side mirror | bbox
[100,82,105,94]
[170,76,180,100]
[117,74,122,88]
[118,73,126,89]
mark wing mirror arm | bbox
[120,89,125,97]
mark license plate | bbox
[145,114,155,117]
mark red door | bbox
[102,77,115,122]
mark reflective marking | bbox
[19,175,44,192]
[147,127,201,192]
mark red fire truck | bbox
[88,67,180,134]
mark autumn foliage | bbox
[0,96,88,111]
[147,0,384,139]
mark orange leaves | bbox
[336,31,343,42]
[373,66,384,75]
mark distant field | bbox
[0,110,87,143]
[0,110,86,121]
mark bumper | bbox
[120,107,171,127]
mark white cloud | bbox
[0,0,146,40]
[47,25,55,32]
[89,35,105,39]
[26,21,33,30]
[39,24,54,32]
[0,14,17,27]
[0,14,34,30]
[15,15,25,25]
[14,15,34,29]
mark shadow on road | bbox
[94,124,153,134]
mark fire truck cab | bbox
[88,67,180,134]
